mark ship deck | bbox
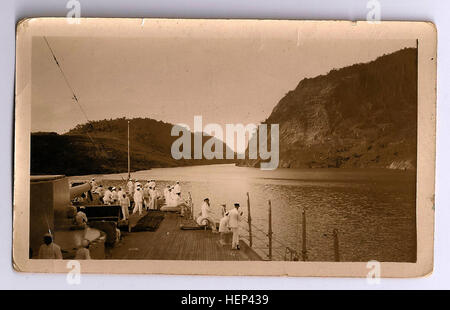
[110,212,262,261]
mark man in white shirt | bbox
[150,179,156,189]
[163,185,170,203]
[103,187,113,205]
[119,193,130,220]
[111,187,119,203]
[200,198,217,232]
[218,204,231,245]
[149,187,158,210]
[134,182,142,195]
[38,233,63,259]
[228,203,243,250]
[94,185,105,203]
[174,181,181,195]
[133,187,144,215]
[127,179,134,194]
[143,186,150,210]
[89,178,97,191]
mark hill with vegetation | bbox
[31,117,235,175]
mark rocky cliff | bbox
[239,48,418,169]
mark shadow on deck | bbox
[111,212,262,261]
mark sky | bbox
[31,30,415,152]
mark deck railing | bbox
[238,192,341,262]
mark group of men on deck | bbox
[127,179,160,215]
[90,178,184,218]
[198,198,243,250]
[163,181,183,207]
[90,177,243,251]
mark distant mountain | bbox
[239,48,418,169]
[31,117,235,176]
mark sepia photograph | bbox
[13,18,436,277]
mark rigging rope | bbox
[43,37,126,183]
[43,36,91,123]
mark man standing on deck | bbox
[133,187,144,215]
[95,185,105,203]
[218,205,231,246]
[150,179,156,189]
[134,181,142,196]
[90,178,97,191]
[229,203,243,250]
[150,187,158,210]
[111,187,119,204]
[119,193,130,220]
[201,198,217,232]
[164,185,170,203]
[127,179,134,195]
[174,181,181,195]
[103,187,113,205]
[143,185,150,210]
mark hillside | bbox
[31,117,235,175]
[239,48,418,169]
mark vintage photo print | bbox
[14,18,436,277]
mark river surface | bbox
[71,164,417,262]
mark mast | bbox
[127,120,130,180]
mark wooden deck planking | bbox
[111,213,261,261]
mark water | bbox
[71,164,416,262]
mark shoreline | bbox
[68,164,416,188]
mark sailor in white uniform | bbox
[218,205,231,245]
[228,203,243,250]
[111,187,119,203]
[90,178,98,191]
[200,198,217,232]
[149,187,158,210]
[103,187,113,205]
[133,187,144,215]
[142,185,150,210]
[150,179,156,189]
[164,185,170,203]
[127,179,134,195]
[119,193,130,220]
[174,181,181,195]
[134,182,141,194]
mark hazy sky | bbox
[31,33,415,152]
